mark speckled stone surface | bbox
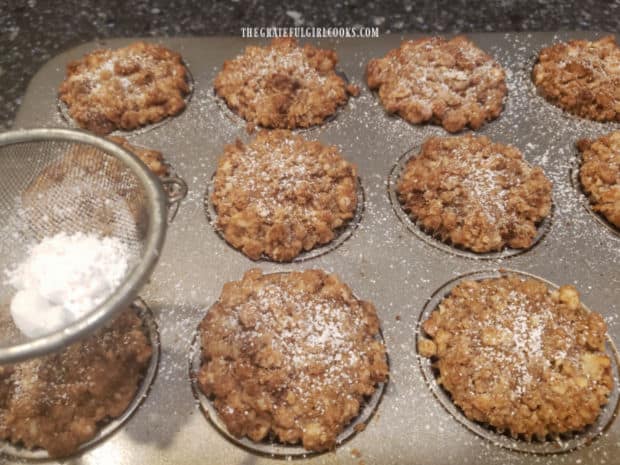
[2,0,620,130]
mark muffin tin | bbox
[5,32,620,465]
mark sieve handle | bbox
[161,176,188,204]
[161,176,188,222]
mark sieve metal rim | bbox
[0,128,168,364]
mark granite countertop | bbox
[2,0,619,130]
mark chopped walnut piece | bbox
[417,338,437,357]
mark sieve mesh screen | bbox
[0,131,166,362]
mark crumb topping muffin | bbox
[59,41,190,134]
[211,130,358,261]
[214,38,358,130]
[396,135,552,253]
[418,276,613,440]
[108,136,170,177]
[21,139,171,238]
[0,308,153,457]
[366,36,507,132]
[197,269,388,452]
[532,36,620,122]
[577,131,620,228]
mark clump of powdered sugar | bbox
[6,232,131,338]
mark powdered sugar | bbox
[6,232,131,338]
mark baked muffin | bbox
[532,36,620,122]
[21,143,146,238]
[59,41,190,134]
[418,276,613,439]
[577,131,620,228]
[0,308,153,457]
[214,38,358,130]
[108,136,170,178]
[211,130,358,261]
[197,269,388,452]
[21,138,172,238]
[396,135,552,253]
[367,36,507,132]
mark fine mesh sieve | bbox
[0,128,167,364]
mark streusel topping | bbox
[198,269,388,452]
[214,38,358,129]
[0,308,152,457]
[419,276,613,439]
[367,36,506,132]
[59,41,189,134]
[211,130,358,261]
[397,135,552,253]
[533,36,620,122]
[577,131,620,228]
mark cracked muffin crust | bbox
[214,38,358,130]
[197,269,388,452]
[532,36,620,122]
[366,36,507,132]
[418,276,613,440]
[396,135,552,253]
[211,130,358,261]
[0,308,153,457]
[577,131,620,228]
[59,41,190,134]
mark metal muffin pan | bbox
[7,32,620,465]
